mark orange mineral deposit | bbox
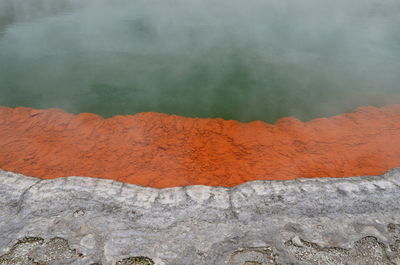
[1,104,400,188]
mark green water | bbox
[1,0,399,122]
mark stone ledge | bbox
[1,169,400,264]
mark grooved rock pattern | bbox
[1,105,400,187]
[1,169,400,264]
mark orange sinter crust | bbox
[1,105,400,188]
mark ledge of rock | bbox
[2,105,400,188]
[1,168,400,264]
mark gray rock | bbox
[1,168,400,265]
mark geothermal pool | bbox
[0,0,400,187]
[1,0,400,122]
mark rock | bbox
[1,168,400,264]
[2,105,400,188]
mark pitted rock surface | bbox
[1,168,400,264]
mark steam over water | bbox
[0,0,399,122]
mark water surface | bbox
[1,0,399,122]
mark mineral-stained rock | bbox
[1,168,400,264]
[1,105,400,188]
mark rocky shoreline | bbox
[1,168,400,264]
[2,105,400,188]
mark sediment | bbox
[1,168,400,264]
[1,105,400,187]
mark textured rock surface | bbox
[1,168,400,264]
[2,105,400,187]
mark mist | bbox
[0,0,399,122]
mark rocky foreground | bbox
[1,169,400,264]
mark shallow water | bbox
[0,0,399,122]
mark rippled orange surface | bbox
[1,105,400,188]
